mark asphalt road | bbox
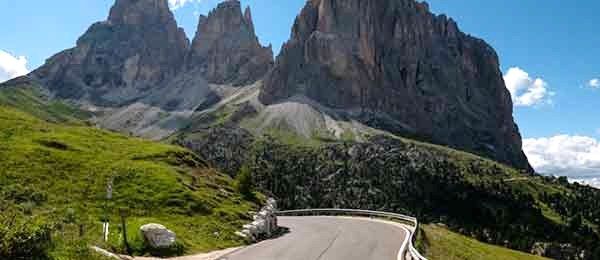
[220,216,408,260]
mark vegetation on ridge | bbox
[177,114,600,259]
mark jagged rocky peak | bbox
[244,6,255,34]
[32,0,189,106]
[260,0,532,171]
[108,0,172,25]
[187,0,273,86]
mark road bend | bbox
[220,216,408,260]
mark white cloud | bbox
[503,67,554,107]
[0,50,30,83]
[570,177,600,188]
[588,78,600,88]
[523,135,600,188]
[168,0,204,10]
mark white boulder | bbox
[140,223,176,248]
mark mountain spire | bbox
[244,6,255,34]
[108,0,172,25]
[187,0,273,85]
[31,0,189,105]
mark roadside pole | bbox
[103,177,113,242]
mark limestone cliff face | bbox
[32,0,189,106]
[260,0,531,171]
[20,0,276,139]
[186,0,273,86]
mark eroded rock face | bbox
[187,0,273,85]
[260,0,531,171]
[32,0,189,106]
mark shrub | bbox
[235,165,255,200]
[0,210,53,260]
[2,184,48,205]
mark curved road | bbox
[220,216,408,260]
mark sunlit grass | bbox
[0,106,258,258]
[420,224,550,260]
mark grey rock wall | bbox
[186,0,273,86]
[260,0,531,171]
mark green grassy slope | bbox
[419,224,550,260]
[0,80,92,124]
[0,106,259,259]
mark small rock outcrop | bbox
[259,0,531,171]
[140,223,177,249]
[237,198,278,242]
[186,0,273,85]
[31,0,189,106]
[531,242,584,260]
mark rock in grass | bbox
[140,223,176,249]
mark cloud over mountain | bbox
[524,135,600,187]
[0,50,29,83]
[503,67,553,107]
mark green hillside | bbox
[0,79,92,124]
[0,105,259,259]
[419,224,550,260]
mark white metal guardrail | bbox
[276,209,428,260]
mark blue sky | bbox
[1,0,599,184]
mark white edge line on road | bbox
[362,218,411,260]
[330,216,412,260]
[398,226,412,260]
[276,209,425,260]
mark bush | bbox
[2,184,47,205]
[0,210,53,260]
[235,165,255,200]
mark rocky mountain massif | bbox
[19,0,273,139]
[261,0,530,171]
[3,0,599,259]
[12,0,529,173]
[32,0,190,106]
